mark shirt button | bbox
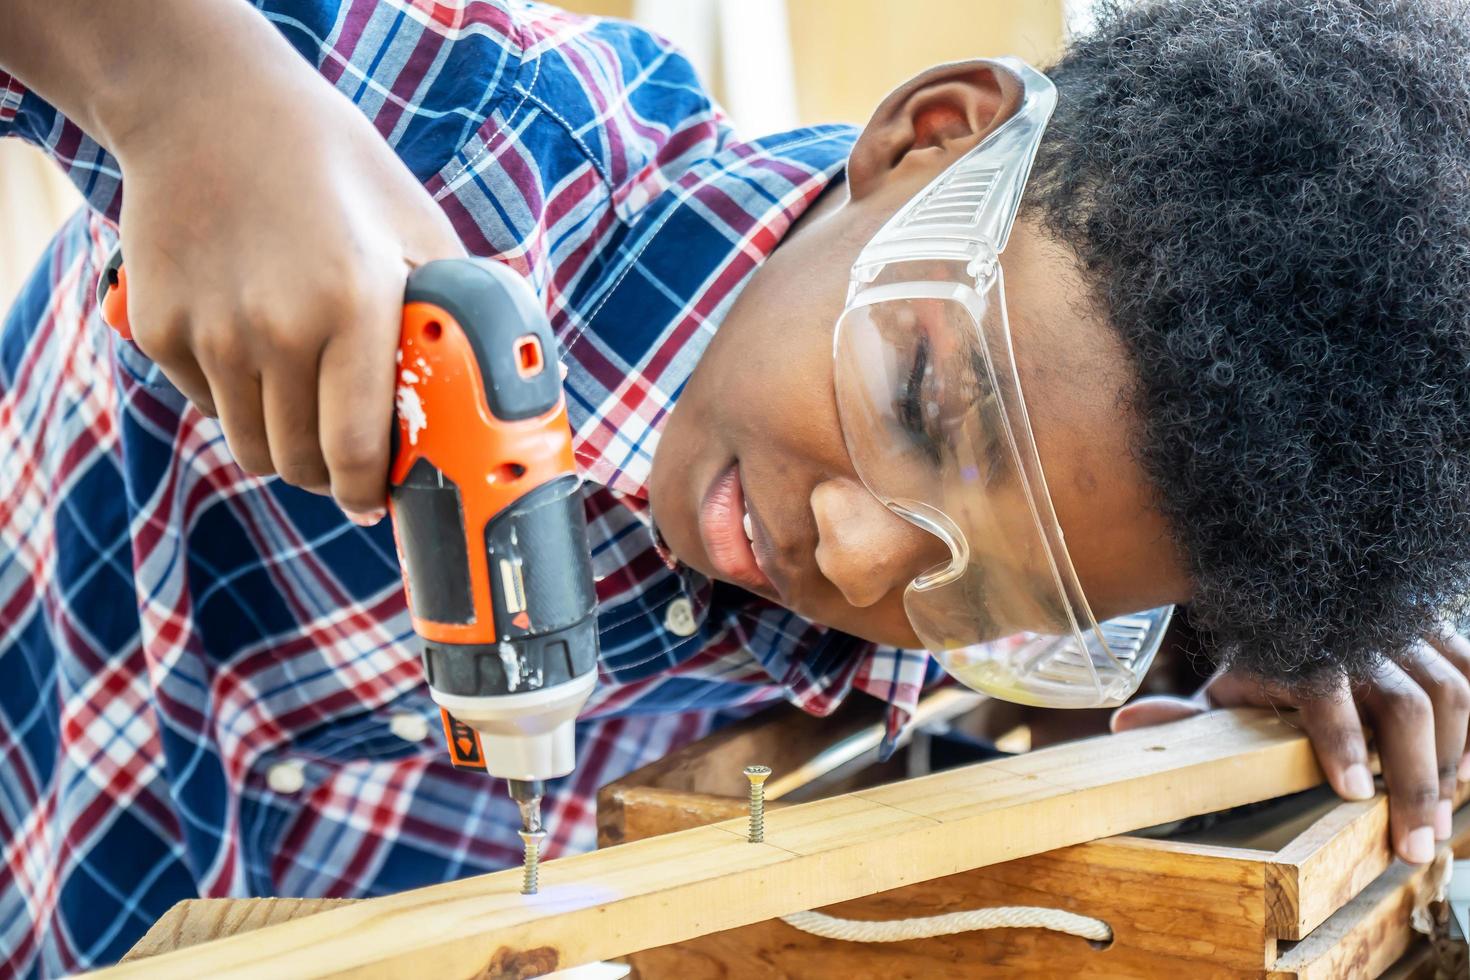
[267,760,306,795]
[390,711,430,743]
[665,596,698,637]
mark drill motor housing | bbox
[388,259,598,782]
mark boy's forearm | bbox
[0,0,316,155]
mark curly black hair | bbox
[1027,0,1470,687]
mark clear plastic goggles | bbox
[833,57,1173,708]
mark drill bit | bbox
[508,778,544,832]
[508,778,546,894]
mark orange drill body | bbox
[390,297,576,647]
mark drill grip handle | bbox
[389,260,598,698]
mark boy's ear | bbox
[847,60,1026,202]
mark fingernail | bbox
[1341,764,1375,801]
[1436,800,1453,841]
[1404,826,1436,864]
[347,508,385,527]
[1459,751,1470,781]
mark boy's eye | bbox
[896,338,1011,489]
[898,335,944,465]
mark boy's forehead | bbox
[1000,219,1126,408]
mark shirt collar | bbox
[561,124,857,500]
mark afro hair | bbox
[1028,0,1470,685]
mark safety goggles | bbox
[833,57,1173,709]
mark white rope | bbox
[780,906,1113,945]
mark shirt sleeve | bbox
[0,71,25,132]
[0,0,543,224]
[425,2,730,286]
[2,1,723,250]
[0,68,125,221]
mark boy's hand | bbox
[3,0,466,522]
[115,79,464,522]
[1112,634,1470,865]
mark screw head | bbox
[743,765,772,785]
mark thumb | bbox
[1110,695,1208,734]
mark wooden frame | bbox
[597,698,1466,978]
[96,710,1323,978]
[609,794,1469,979]
[118,801,1464,979]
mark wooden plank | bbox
[1268,780,1470,940]
[86,710,1321,980]
[632,835,1273,979]
[598,787,781,845]
[1267,797,1391,941]
[126,844,1279,977]
[122,899,352,962]
[1268,805,1470,979]
[1377,943,1440,980]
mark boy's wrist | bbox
[95,3,323,160]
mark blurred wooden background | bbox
[0,139,84,308]
[0,0,1069,308]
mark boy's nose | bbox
[811,477,943,609]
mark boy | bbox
[3,0,1469,973]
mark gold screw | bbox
[519,828,547,895]
[743,765,772,843]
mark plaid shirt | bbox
[0,2,939,974]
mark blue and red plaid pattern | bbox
[0,2,941,974]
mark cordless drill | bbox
[97,249,599,851]
[387,258,598,841]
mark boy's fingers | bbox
[1425,632,1470,781]
[1293,678,1375,803]
[210,372,272,476]
[127,302,215,417]
[317,296,397,520]
[139,328,218,418]
[262,353,330,495]
[1109,695,1206,733]
[1401,642,1470,836]
[157,359,219,419]
[1359,660,1439,863]
[1426,631,1470,672]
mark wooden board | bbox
[1268,797,1392,941]
[1266,780,1470,942]
[90,710,1321,979]
[1268,805,1470,979]
[122,899,353,963]
[631,835,1275,979]
[598,787,782,845]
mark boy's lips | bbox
[698,463,777,596]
